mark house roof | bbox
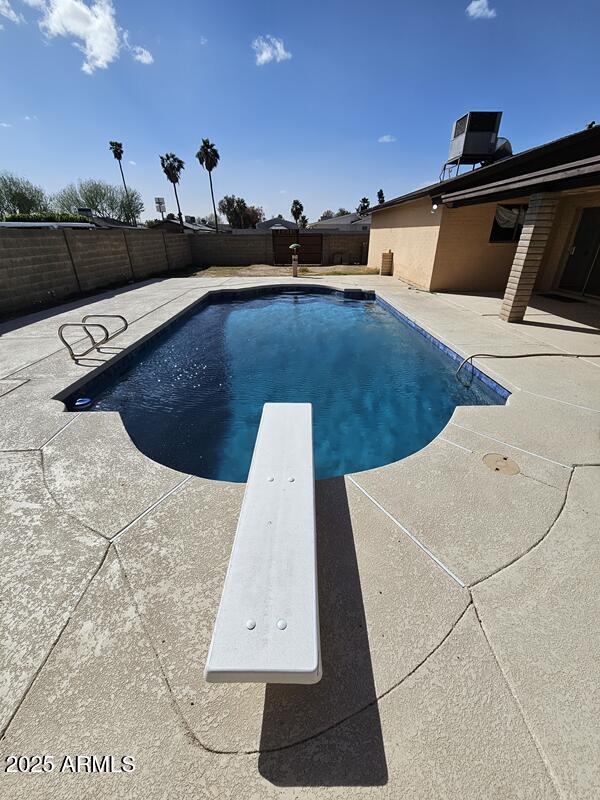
[311,213,361,227]
[256,216,298,230]
[371,125,600,213]
[310,213,372,228]
[89,215,135,229]
[153,218,214,232]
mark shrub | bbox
[2,212,91,223]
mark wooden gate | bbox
[272,230,323,265]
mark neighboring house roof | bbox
[90,215,135,229]
[0,221,95,229]
[310,213,361,227]
[256,216,298,230]
[203,222,233,232]
[310,213,371,229]
[153,218,214,233]
[372,125,600,212]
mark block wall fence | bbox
[0,229,192,318]
[0,228,369,317]
[188,231,369,267]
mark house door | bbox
[559,207,600,297]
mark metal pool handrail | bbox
[58,322,110,361]
[81,314,128,339]
[58,314,129,361]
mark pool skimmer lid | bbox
[483,453,520,476]
[74,397,92,409]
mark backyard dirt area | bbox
[192,264,380,277]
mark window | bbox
[489,204,528,243]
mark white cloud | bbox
[128,160,136,165]
[10,0,153,74]
[131,44,152,64]
[279,189,287,194]
[24,113,38,120]
[252,34,291,66]
[466,0,497,19]
[35,0,120,73]
[199,35,207,45]
[0,0,24,24]
[378,134,396,143]
[0,122,12,127]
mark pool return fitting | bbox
[58,314,128,361]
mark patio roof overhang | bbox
[438,154,600,208]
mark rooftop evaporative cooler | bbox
[447,111,503,165]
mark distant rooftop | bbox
[256,216,298,230]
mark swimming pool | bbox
[66,288,506,481]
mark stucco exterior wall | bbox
[366,186,600,295]
[430,199,528,292]
[367,199,441,289]
[536,189,600,291]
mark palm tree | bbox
[160,153,185,232]
[377,189,385,204]
[357,197,370,215]
[196,139,220,233]
[109,140,136,226]
[291,199,303,227]
[299,214,308,229]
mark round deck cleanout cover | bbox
[483,453,520,475]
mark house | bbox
[204,222,233,233]
[368,123,600,321]
[310,212,371,231]
[150,218,215,234]
[256,215,298,230]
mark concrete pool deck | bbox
[1,274,599,799]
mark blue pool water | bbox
[77,289,505,481]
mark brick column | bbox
[500,192,559,322]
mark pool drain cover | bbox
[483,453,520,475]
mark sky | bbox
[0,0,599,223]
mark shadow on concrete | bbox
[0,278,164,332]
[520,319,600,335]
[528,295,600,328]
[258,477,387,787]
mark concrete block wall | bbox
[0,230,79,317]
[125,230,170,279]
[190,232,274,267]
[165,234,193,271]
[191,230,369,267]
[0,228,192,318]
[65,230,133,292]
[322,232,368,265]
[0,226,368,318]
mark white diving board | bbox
[204,403,321,684]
